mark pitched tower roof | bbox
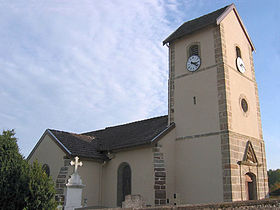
[163,4,255,51]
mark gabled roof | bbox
[30,115,174,161]
[163,4,255,51]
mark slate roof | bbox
[84,115,169,151]
[163,5,230,45]
[48,129,107,160]
[48,115,172,160]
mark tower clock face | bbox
[186,55,201,72]
[236,57,246,73]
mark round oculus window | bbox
[241,98,248,113]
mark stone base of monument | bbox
[64,172,85,210]
[122,194,145,208]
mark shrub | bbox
[0,130,56,210]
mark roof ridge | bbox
[104,115,167,129]
[48,128,68,133]
[182,4,230,26]
[49,129,94,141]
[48,128,77,135]
[81,115,167,135]
[49,115,168,136]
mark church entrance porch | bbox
[245,173,257,200]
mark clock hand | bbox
[191,61,199,66]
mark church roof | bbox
[163,5,230,45]
[47,115,173,160]
[163,4,255,51]
[84,115,171,151]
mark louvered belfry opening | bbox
[236,46,242,58]
[189,44,199,56]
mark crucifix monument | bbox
[71,156,83,174]
[65,156,85,210]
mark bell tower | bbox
[163,4,269,203]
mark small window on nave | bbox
[42,164,50,177]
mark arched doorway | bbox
[245,172,257,200]
[117,162,131,207]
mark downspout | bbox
[99,161,107,206]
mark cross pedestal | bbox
[64,156,85,210]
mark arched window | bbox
[117,162,131,207]
[245,172,257,200]
[42,164,50,177]
[189,44,199,56]
[236,46,242,58]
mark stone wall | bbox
[78,199,280,210]
[153,146,166,205]
[213,22,269,201]
[168,44,175,124]
[227,131,269,200]
[213,24,233,202]
[55,156,71,205]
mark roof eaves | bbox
[216,3,255,51]
[162,30,179,46]
[163,23,216,46]
[72,154,107,162]
[110,141,151,152]
[47,129,72,155]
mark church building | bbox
[28,4,269,207]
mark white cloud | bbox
[0,0,191,156]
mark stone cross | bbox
[70,156,83,174]
[65,156,84,210]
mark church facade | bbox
[28,4,269,207]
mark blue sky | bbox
[0,0,279,169]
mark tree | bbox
[0,130,56,210]
[268,169,280,192]
[24,161,57,210]
[0,130,28,209]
